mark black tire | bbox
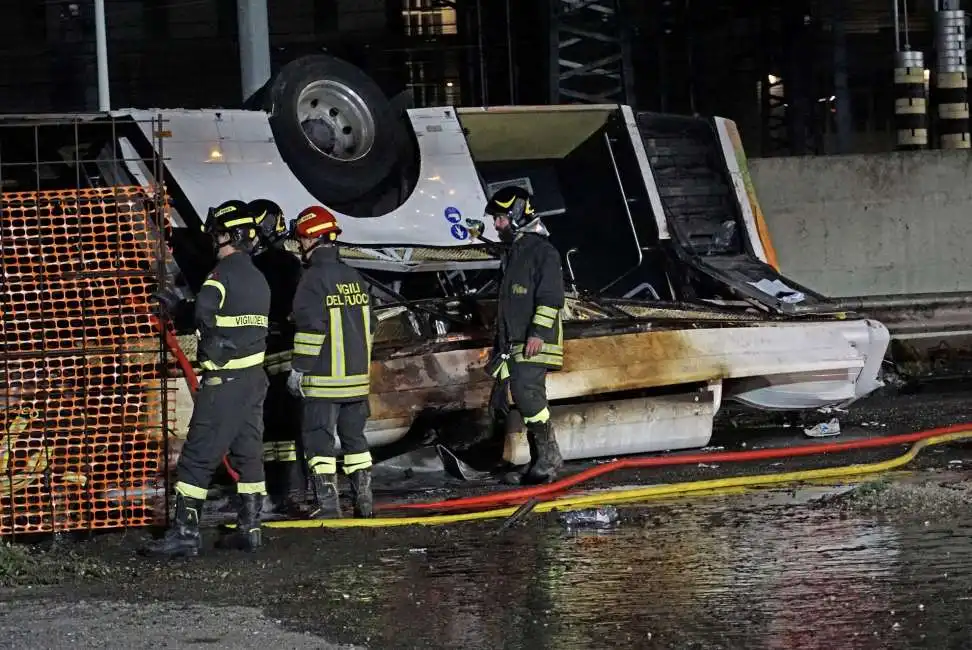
[267,54,401,205]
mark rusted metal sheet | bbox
[368,346,493,432]
[364,321,869,441]
[172,304,880,449]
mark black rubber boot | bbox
[501,425,543,485]
[216,493,263,552]
[272,461,307,517]
[140,493,204,558]
[309,472,342,519]
[500,465,529,485]
[522,421,563,485]
[279,490,305,518]
[348,469,374,518]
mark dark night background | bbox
[0,0,961,156]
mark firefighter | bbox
[249,198,289,257]
[248,199,306,515]
[142,199,271,557]
[286,206,378,518]
[484,185,565,485]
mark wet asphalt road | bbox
[5,481,972,650]
[1,385,972,649]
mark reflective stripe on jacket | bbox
[497,232,565,370]
[291,246,378,401]
[195,251,271,371]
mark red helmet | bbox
[292,206,342,241]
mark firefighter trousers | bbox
[261,373,305,498]
[176,367,269,500]
[302,399,373,476]
[508,360,550,424]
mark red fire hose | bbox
[378,422,972,513]
[153,316,240,482]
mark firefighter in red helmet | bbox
[287,206,378,518]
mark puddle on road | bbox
[281,490,972,649]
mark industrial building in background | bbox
[1,0,971,157]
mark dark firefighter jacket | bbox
[195,250,271,371]
[496,232,565,370]
[252,246,303,354]
[291,246,378,401]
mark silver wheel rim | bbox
[296,80,375,162]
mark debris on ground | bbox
[815,475,972,519]
[816,406,848,415]
[804,417,841,438]
[559,506,620,529]
[0,542,113,588]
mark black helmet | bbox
[247,198,287,255]
[203,199,257,250]
[484,185,535,230]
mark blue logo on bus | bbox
[444,206,462,224]
[450,224,469,240]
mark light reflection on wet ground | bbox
[303,490,972,649]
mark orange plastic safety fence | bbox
[0,187,169,536]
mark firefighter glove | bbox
[287,369,305,398]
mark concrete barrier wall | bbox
[750,151,972,297]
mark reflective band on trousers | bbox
[309,456,337,475]
[343,451,373,475]
[175,481,208,500]
[523,407,551,424]
[200,351,266,371]
[237,481,266,495]
[263,441,297,462]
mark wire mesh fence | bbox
[0,115,172,537]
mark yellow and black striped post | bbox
[934,9,970,149]
[894,50,928,150]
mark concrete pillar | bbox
[893,50,928,150]
[237,0,271,102]
[94,0,110,111]
[934,7,970,149]
[831,0,852,153]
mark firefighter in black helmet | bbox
[485,185,565,484]
[249,198,289,257]
[142,199,272,557]
[247,199,307,515]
